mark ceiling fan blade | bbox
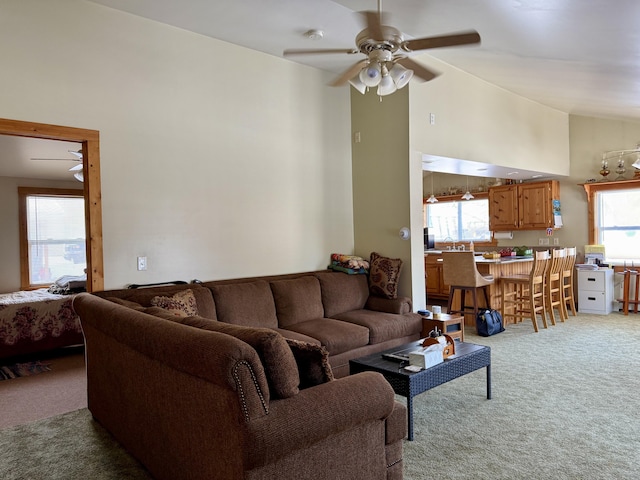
[396,57,439,82]
[30,157,80,161]
[361,10,384,41]
[330,59,369,86]
[284,48,358,56]
[403,30,481,52]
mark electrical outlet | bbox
[137,256,147,271]
[538,238,544,245]
[544,238,550,245]
[429,113,436,125]
[553,238,560,245]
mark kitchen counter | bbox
[475,256,534,264]
[424,251,534,327]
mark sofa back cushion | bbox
[95,284,216,320]
[167,314,300,399]
[209,280,278,328]
[314,271,369,317]
[270,276,324,328]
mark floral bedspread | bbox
[0,289,82,347]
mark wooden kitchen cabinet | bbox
[488,185,518,230]
[489,180,560,231]
[425,254,450,299]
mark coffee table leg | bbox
[486,365,492,399]
[407,395,414,441]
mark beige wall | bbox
[0,0,354,289]
[410,55,570,176]
[350,88,416,299]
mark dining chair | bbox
[500,250,550,332]
[441,251,494,325]
[561,247,577,318]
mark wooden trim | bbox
[580,179,640,245]
[18,187,84,290]
[0,118,103,292]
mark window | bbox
[18,187,86,289]
[595,187,640,262]
[425,197,491,242]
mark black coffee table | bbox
[349,341,491,440]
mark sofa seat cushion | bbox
[314,271,369,317]
[270,276,324,328]
[274,328,321,345]
[167,314,300,399]
[283,318,369,355]
[330,310,422,345]
[209,280,278,328]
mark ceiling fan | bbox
[283,0,480,96]
[30,149,84,182]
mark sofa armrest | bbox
[365,295,412,314]
[74,293,271,421]
[244,371,395,469]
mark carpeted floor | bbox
[0,348,86,429]
[1,312,639,479]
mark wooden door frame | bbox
[0,118,104,292]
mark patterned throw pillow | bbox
[285,339,334,389]
[150,289,198,317]
[368,251,403,299]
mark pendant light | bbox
[461,176,474,200]
[426,172,438,203]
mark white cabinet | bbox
[578,269,614,314]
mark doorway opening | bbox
[0,118,104,292]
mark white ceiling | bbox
[87,0,640,121]
[5,0,640,180]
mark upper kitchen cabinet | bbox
[489,180,561,231]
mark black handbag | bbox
[476,308,505,336]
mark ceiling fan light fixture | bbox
[359,63,382,87]
[348,75,368,94]
[377,67,397,96]
[390,63,413,89]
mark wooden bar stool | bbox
[500,250,549,332]
[618,269,640,315]
[561,247,577,318]
[545,248,566,324]
[441,251,494,327]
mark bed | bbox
[0,289,84,360]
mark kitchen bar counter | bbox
[475,255,534,264]
[425,252,534,327]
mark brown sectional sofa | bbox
[75,270,422,479]
[95,270,422,378]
